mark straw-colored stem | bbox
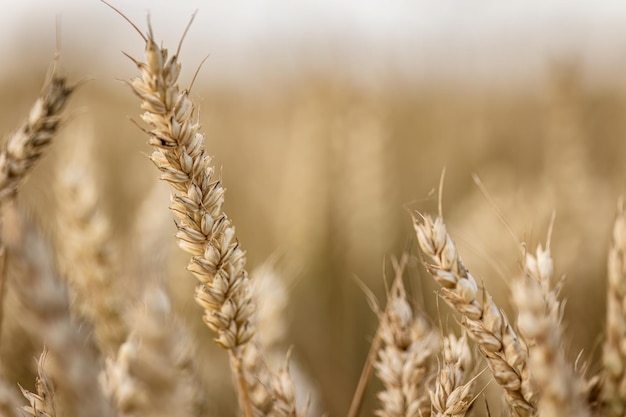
[232,350,257,417]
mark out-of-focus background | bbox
[2,1,626,415]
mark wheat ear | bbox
[414,214,535,417]
[243,265,308,417]
[0,58,74,346]
[513,243,590,417]
[102,286,206,417]
[54,126,127,355]
[603,198,626,416]
[120,7,254,350]
[374,261,438,417]
[430,332,474,417]
[105,5,256,415]
[3,202,113,417]
[20,349,57,417]
[0,60,74,201]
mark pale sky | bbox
[2,1,626,85]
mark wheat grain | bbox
[414,214,535,417]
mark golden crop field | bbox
[0,3,625,417]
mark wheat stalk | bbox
[414,214,535,417]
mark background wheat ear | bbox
[430,332,475,417]
[2,202,113,417]
[53,121,127,357]
[374,255,438,417]
[0,57,75,348]
[513,240,591,417]
[20,348,56,417]
[0,60,74,202]
[101,285,208,417]
[602,197,626,416]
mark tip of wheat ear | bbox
[0,64,74,201]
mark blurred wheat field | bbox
[1,6,626,416]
